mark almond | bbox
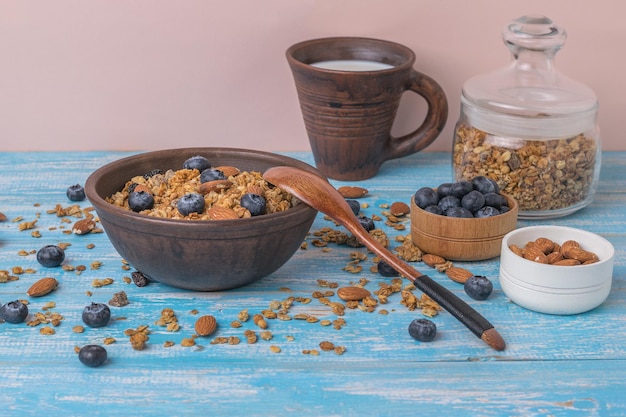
[199,179,233,194]
[546,251,564,264]
[208,206,239,220]
[562,247,598,263]
[533,237,555,255]
[247,185,264,196]
[390,201,410,217]
[560,240,580,253]
[523,246,549,264]
[214,165,241,177]
[72,218,96,235]
[337,186,368,198]
[422,253,446,267]
[337,286,371,301]
[445,267,473,284]
[552,259,582,266]
[27,277,58,297]
[509,244,524,257]
[194,315,217,337]
[133,184,152,194]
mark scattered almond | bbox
[337,286,371,301]
[208,206,239,220]
[72,218,96,235]
[338,186,368,199]
[194,315,218,337]
[390,201,410,217]
[445,267,474,284]
[27,277,59,297]
[422,253,446,268]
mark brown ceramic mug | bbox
[286,37,448,181]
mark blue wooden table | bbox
[0,151,624,417]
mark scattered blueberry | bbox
[346,199,361,216]
[461,190,486,212]
[200,168,226,183]
[424,205,444,215]
[438,195,460,212]
[36,244,65,267]
[450,181,473,198]
[78,344,108,367]
[183,155,211,172]
[82,302,111,328]
[177,193,205,216]
[414,187,439,209]
[474,206,500,218]
[0,300,29,324]
[472,176,499,194]
[143,169,164,180]
[377,260,399,277]
[464,275,493,300]
[66,184,86,201]
[358,216,375,232]
[240,193,266,216]
[408,318,437,342]
[128,191,155,212]
[446,207,474,218]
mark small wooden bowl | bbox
[410,194,518,261]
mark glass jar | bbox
[453,15,600,219]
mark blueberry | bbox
[358,216,375,232]
[450,181,473,198]
[414,187,439,209]
[0,300,29,324]
[36,244,65,267]
[377,259,399,277]
[461,190,486,212]
[436,183,454,198]
[66,184,86,201]
[472,176,499,194]
[78,344,108,367]
[438,195,460,212]
[446,207,474,218]
[183,155,211,172]
[424,205,443,215]
[82,302,111,328]
[128,190,155,212]
[500,205,510,214]
[408,318,437,342]
[464,275,493,300]
[240,193,266,216]
[177,193,205,216]
[475,206,500,218]
[143,169,164,180]
[483,192,506,209]
[200,168,226,183]
[346,199,361,216]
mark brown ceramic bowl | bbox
[85,148,319,291]
[410,193,518,261]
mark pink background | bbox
[1,1,624,152]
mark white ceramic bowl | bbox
[499,225,615,315]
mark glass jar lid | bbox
[462,15,598,139]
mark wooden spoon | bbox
[264,166,505,351]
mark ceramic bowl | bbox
[499,225,615,315]
[85,148,319,291]
[410,194,518,261]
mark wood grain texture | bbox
[0,151,625,416]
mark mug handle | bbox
[386,69,448,160]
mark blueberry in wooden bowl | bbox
[85,147,319,291]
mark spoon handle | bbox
[411,275,505,351]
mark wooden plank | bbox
[0,151,625,415]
